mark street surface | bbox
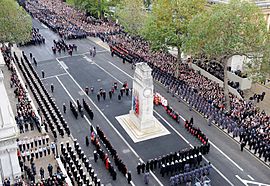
[17,19,270,186]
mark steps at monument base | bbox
[116,114,170,143]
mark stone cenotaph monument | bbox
[116,62,170,143]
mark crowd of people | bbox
[25,0,122,39]
[1,46,70,186]
[192,59,242,91]
[90,125,131,183]
[17,0,270,171]
[52,39,77,55]
[18,28,45,46]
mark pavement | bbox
[14,19,270,186]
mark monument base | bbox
[116,114,170,143]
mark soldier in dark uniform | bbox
[137,163,141,174]
[85,136,89,147]
[97,93,100,102]
[63,103,66,114]
[85,86,89,95]
[127,171,132,184]
[33,57,37,66]
[141,162,145,173]
[50,83,54,93]
[240,141,246,151]
[41,70,45,78]
[103,90,106,100]
[109,90,112,99]
[94,150,98,162]
[93,47,96,57]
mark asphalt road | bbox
[17,19,270,186]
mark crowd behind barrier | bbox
[20,0,269,161]
[192,59,244,96]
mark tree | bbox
[77,0,109,19]
[0,0,32,44]
[244,39,270,84]
[115,0,147,36]
[184,0,269,110]
[141,0,206,77]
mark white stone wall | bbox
[130,63,155,130]
[0,53,21,184]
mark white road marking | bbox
[56,59,68,69]
[41,73,67,80]
[208,140,244,171]
[248,175,255,181]
[55,60,162,186]
[96,50,109,53]
[56,52,88,60]
[236,175,270,186]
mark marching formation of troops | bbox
[90,126,132,183]
[151,66,270,162]
[60,140,101,186]
[51,39,77,55]
[169,163,212,185]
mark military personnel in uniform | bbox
[41,70,45,78]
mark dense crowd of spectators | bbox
[25,0,122,39]
[21,0,269,160]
